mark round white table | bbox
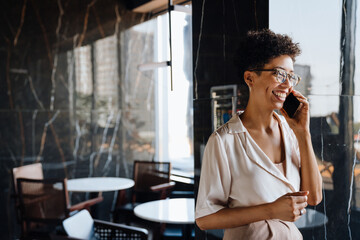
[65,177,134,192]
[54,177,134,193]
[295,208,328,229]
[134,198,194,239]
[55,177,134,220]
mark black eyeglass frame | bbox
[247,68,301,87]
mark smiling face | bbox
[245,55,294,111]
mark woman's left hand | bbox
[280,90,310,134]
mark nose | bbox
[281,75,292,87]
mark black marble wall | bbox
[192,0,269,239]
[0,1,151,239]
[192,0,268,171]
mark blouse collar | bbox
[227,110,286,134]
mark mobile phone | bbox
[282,92,300,118]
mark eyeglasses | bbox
[248,68,301,87]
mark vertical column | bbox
[192,0,269,239]
[331,0,356,239]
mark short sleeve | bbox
[195,132,232,219]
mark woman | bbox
[195,29,322,239]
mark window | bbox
[74,45,92,123]
[69,6,193,178]
[74,36,119,127]
[270,0,360,217]
[270,0,344,191]
[122,9,194,176]
[94,36,119,127]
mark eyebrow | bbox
[274,66,294,73]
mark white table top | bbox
[64,177,134,193]
[294,208,328,229]
[134,198,194,224]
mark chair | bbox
[12,163,44,186]
[11,163,44,202]
[11,163,103,236]
[132,161,175,202]
[113,161,175,239]
[16,178,103,239]
[11,163,44,229]
[62,209,148,240]
[113,161,175,223]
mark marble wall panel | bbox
[0,0,153,238]
[192,0,269,238]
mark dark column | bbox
[330,0,356,239]
[192,1,269,239]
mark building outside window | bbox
[71,7,193,178]
[122,9,194,176]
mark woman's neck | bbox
[240,100,277,131]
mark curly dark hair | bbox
[235,29,301,79]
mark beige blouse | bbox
[195,111,302,239]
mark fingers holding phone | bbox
[290,90,310,115]
[281,90,310,133]
[281,92,300,118]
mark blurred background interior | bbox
[0,0,359,239]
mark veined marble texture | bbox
[0,0,156,238]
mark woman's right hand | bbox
[270,191,309,222]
